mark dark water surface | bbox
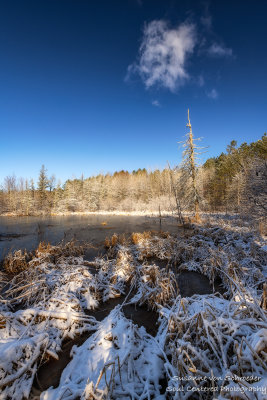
[1,214,220,397]
[0,214,179,260]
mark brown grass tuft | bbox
[3,240,83,275]
[104,237,111,248]
[0,315,6,329]
[3,250,29,274]
[258,218,267,236]
[104,233,128,249]
[37,242,52,254]
[131,231,151,245]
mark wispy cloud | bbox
[200,14,212,30]
[207,88,218,99]
[207,43,233,57]
[126,20,197,92]
[151,100,161,107]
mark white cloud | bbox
[208,43,233,57]
[127,20,197,91]
[152,100,161,107]
[207,88,218,99]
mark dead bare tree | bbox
[179,109,204,220]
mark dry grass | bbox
[261,283,267,310]
[104,233,128,249]
[131,263,178,310]
[3,240,84,275]
[160,294,267,396]
[0,315,6,329]
[0,221,266,399]
[131,231,152,245]
[3,250,29,274]
[258,217,267,236]
[36,239,83,259]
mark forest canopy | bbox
[0,134,266,217]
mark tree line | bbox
[0,134,266,218]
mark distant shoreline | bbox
[0,210,175,218]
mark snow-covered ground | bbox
[0,218,266,399]
[1,210,172,218]
[1,210,256,218]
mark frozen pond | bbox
[0,214,179,260]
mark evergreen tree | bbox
[37,165,49,209]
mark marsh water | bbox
[1,214,221,395]
[0,214,220,300]
[0,214,179,261]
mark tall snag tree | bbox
[179,109,202,220]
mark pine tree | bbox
[37,165,48,209]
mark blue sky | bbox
[0,0,266,184]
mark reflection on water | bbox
[0,215,179,260]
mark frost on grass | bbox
[0,219,267,399]
[0,242,99,399]
[0,334,48,399]
[159,294,267,399]
[95,246,136,302]
[41,308,165,400]
[130,263,178,310]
